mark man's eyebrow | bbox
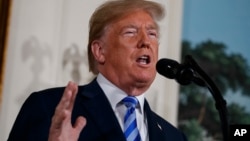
[122,24,138,29]
[146,24,158,31]
[120,23,159,33]
[123,24,158,30]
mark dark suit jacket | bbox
[8,79,187,141]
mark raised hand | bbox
[48,81,86,141]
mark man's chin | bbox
[134,76,155,88]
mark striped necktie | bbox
[122,96,141,141]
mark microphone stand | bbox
[183,55,229,141]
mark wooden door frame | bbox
[0,0,11,104]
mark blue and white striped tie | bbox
[122,96,141,141]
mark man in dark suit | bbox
[8,0,187,141]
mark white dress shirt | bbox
[97,73,149,141]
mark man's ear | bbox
[91,40,105,64]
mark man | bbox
[8,0,187,141]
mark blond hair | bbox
[88,0,165,74]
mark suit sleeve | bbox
[7,92,57,141]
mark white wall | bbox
[0,0,183,140]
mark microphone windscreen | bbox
[156,58,179,79]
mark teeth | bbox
[137,55,150,64]
[138,60,147,64]
[141,56,148,59]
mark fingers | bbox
[66,81,78,111]
[49,81,86,141]
[57,81,78,111]
[51,81,78,129]
[74,116,87,132]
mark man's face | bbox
[96,10,159,95]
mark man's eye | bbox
[148,31,158,39]
[124,31,136,36]
[123,28,137,36]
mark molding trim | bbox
[0,0,11,105]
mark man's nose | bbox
[137,31,150,49]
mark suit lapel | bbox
[78,79,126,141]
[75,79,167,141]
[144,100,166,140]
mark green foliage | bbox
[179,119,204,141]
[181,40,250,95]
[228,103,250,124]
[178,40,250,140]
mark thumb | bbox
[74,116,87,132]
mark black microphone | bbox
[156,58,179,79]
[156,58,205,86]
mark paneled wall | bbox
[0,0,183,140]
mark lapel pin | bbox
[157,122,162,130]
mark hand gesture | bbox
[48,81,86,141]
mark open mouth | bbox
[136,55,151,65]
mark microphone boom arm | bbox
[184,55,229,141]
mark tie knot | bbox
[122,96,138,108]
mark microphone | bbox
[156,58,205,86]
[157,57,229,140]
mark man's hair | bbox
[87,0,165,74]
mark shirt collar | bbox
[96,73,145,113]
